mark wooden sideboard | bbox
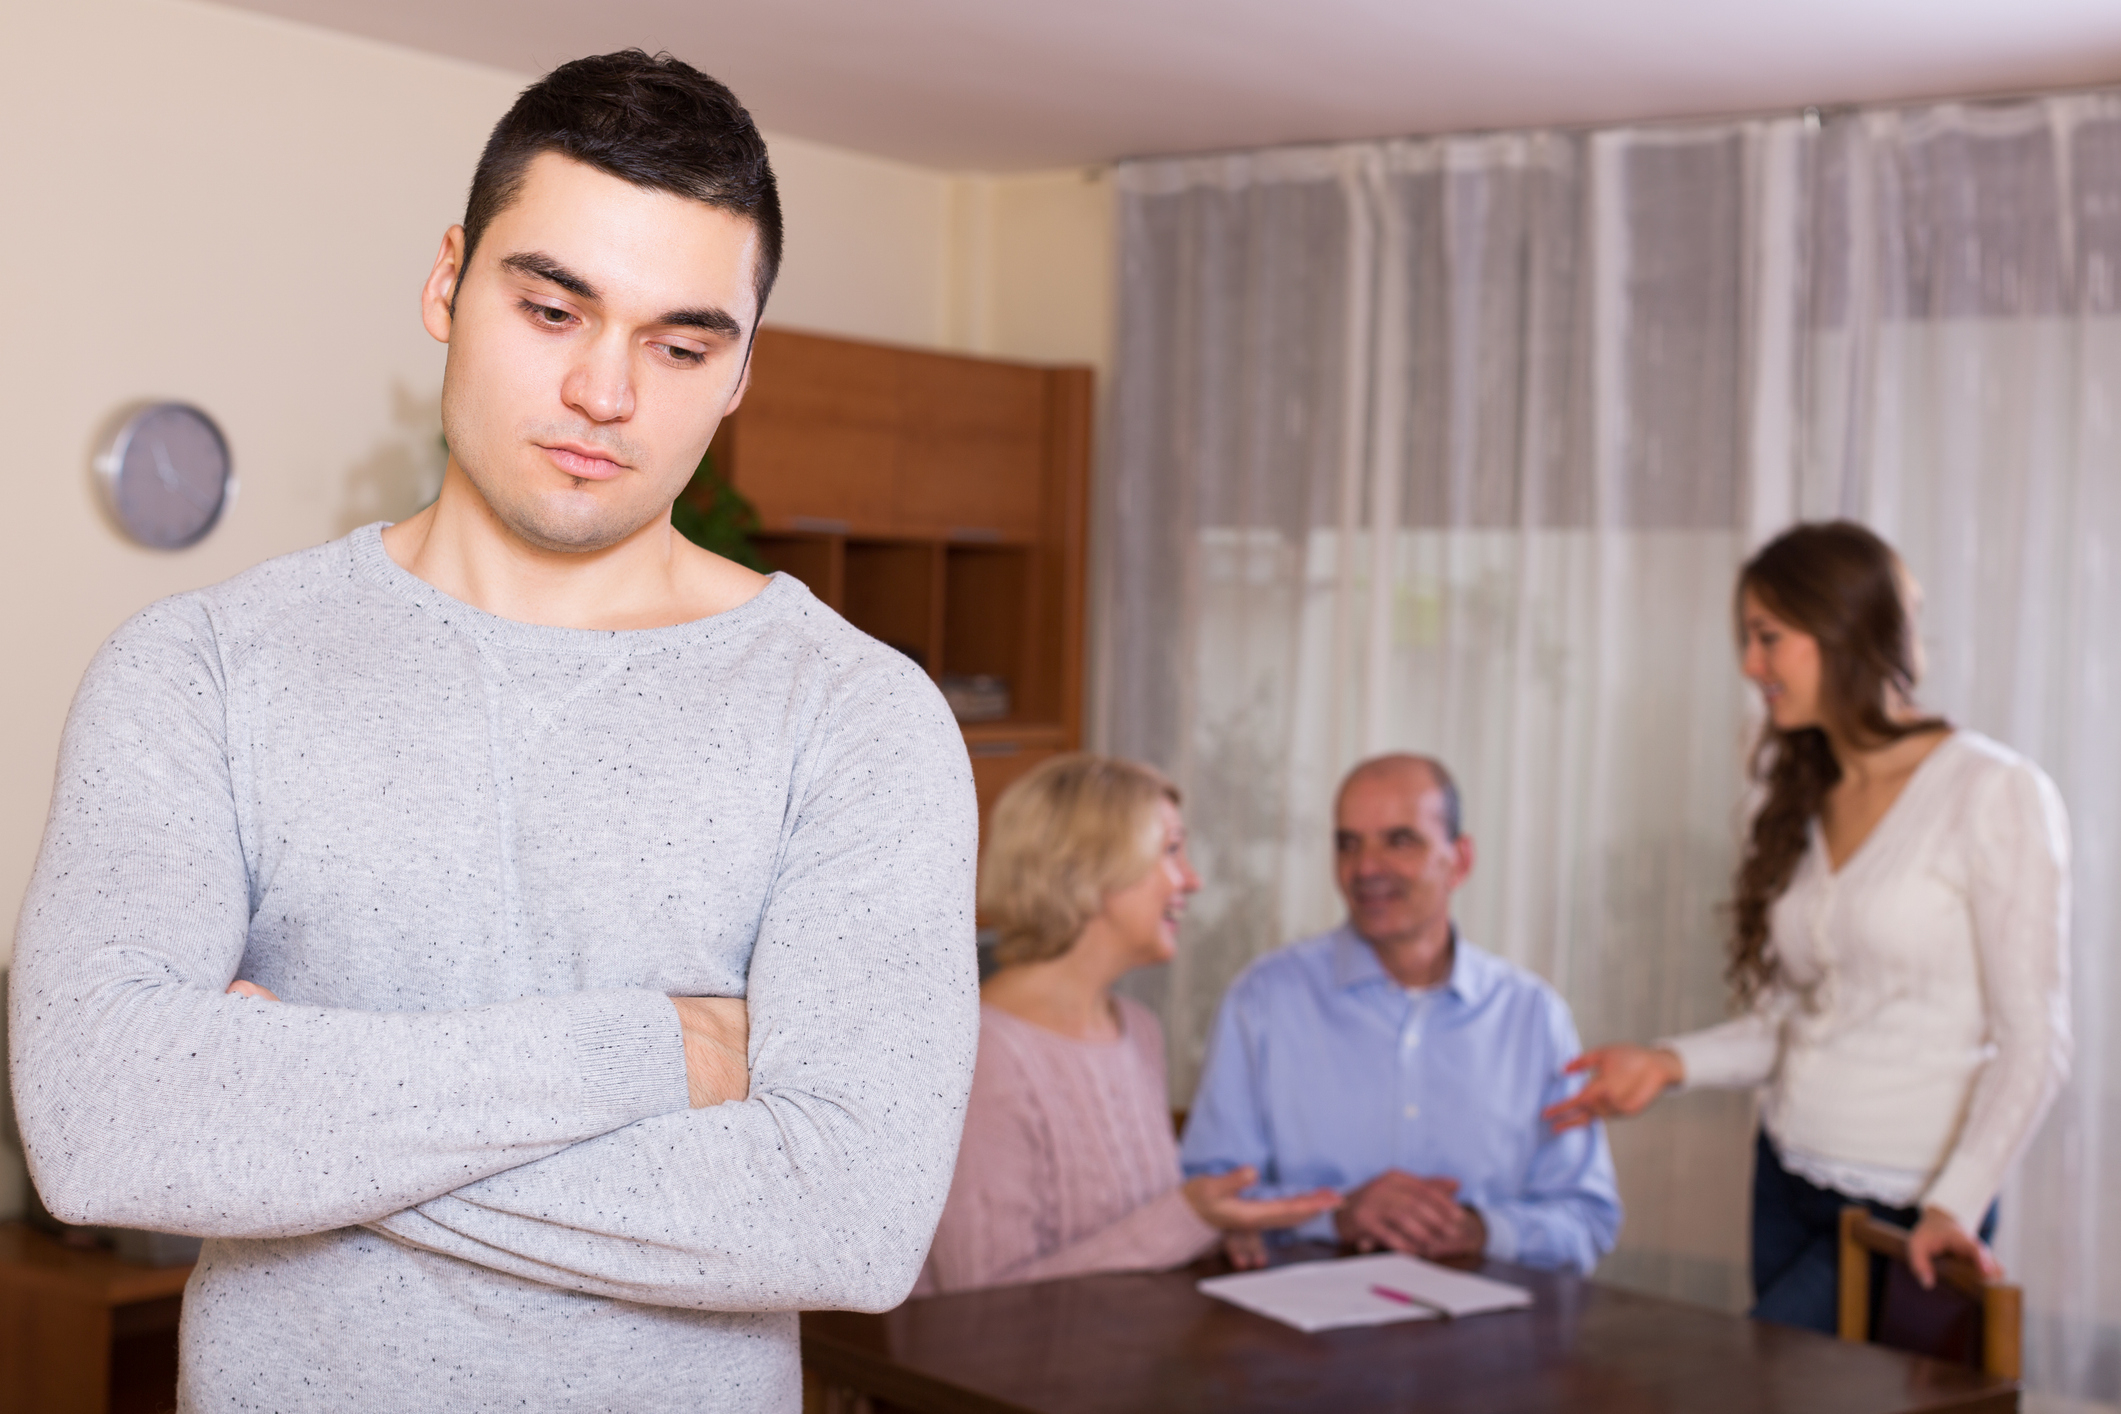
[0,1223,189,1414]
[705,328,1092,828]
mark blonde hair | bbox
[981,754,1181,967]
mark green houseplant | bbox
[670,448,771,571]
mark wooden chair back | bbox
[1836,1207,2021,1380]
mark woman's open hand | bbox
[1183,1166,1341,1232]
[1221,1230,1270,1270]
[1542,1044,1684,1132]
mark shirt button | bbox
[1404,1104,1420,1119]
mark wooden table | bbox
[802,1250,2017,1414]
[0,1222,192,1414]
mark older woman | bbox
[916,754,1338,1294]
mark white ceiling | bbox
[212,0,2121,171]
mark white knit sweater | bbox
[1665,731,2071,1227]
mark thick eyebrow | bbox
[500,251,596,301]
[500,250,743,341]
[658,305,745,339]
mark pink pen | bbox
[1370,1284,1451,1317]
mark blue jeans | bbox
[1750,1130,1997,1334]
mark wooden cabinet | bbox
[709,328,1092,834]
[0,1224,188,1414]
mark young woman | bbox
[1546,521,2069,1333]
[916,754,1339,1294]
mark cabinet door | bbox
[730,331,901,532]
[896,353,1045,541]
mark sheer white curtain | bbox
[1099,92,2121,1402]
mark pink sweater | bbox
[915,997,1220,1295]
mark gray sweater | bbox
[9,525,981,1412]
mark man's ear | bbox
[723,333,755,416]
[420,226,467,344]
[1451,833,1476,888]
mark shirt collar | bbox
[1330,922,1499,1006]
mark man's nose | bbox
[563,334,636,423]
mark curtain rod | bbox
[1108,71,2121,172]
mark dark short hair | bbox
[461,50,783,322]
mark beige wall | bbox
[0,0,1116,983]
[0,0,525,990]
[947,169,1117,370]
[771,136,957,350]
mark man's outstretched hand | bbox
[671,997,750,1108]
[1334,1169,1486,1261]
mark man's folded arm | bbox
[9,603,692,1239]
[364,666,983,1314]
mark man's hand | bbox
[227,981,280,1001]
[1543,1044,1683,1132]
[1334,1170,1486,1260]
[1182,1166,1341,1232]
[671,997,749,1108]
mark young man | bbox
[10,52,979,1412]
[1180,754,1621,1272]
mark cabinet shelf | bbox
[958,723,1072,760]
[958,721,1070,744]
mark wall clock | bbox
[94,402,234,549]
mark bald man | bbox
[1180,754,1621,1272]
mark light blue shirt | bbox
[1180,925,1622,1272]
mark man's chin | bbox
[492,498,657,555]
[1352,910,1419,945]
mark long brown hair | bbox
[1729,522,1948,1004]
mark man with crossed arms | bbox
[11,51,976,1412]
[1182,754,1621,1271]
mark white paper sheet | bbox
[1196,1253,1533,1334]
